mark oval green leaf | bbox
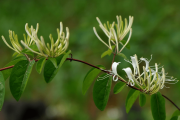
[93,74,112,111]
[117,53,128,60]
[139,93,146,107]
[170,110,180,120]
[151,92,166,120]
[82,65,105,95]
[48,57,58,68]
[0,72,5,111]
[113,82,126,94]
[101,45,115,58]
[126,89,140,113]
[9,60,35,101]
[2,56,27,80]
[43,50,71,83]
[36,58,46,74]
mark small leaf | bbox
[170,110,180,120]
[101,49,113,58]
[93,74,112,111]
[117,53,128,60]
[101,45,115,58]
[82,65,105,95]
[121,40,130,49]
[2,56,27,80]
[9,60,35,101]
[12,52,19,58]
[139,93,146,107]
[21,49,34,57]
[126,89,140,113]
[29,44,39,52]
[21,44,39,57]
[43,50,71,83]
[151,92,166,120]
[36,58,46,74]
[48,57,58,68]
[0,72,5,111]
[113,82,126,94]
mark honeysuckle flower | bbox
[98,62,126,82]
[123,54,178,95]
[122,68,135,86]
[21,22,69,57]
[93,15,133,53]
[112,62,120,81]
[1,30,23,53]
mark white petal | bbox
[122,67,133,81]
[140,58,150,71]
[130,55,138,74]
[113,75,118,82]
[112,62,120,75]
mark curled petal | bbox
[112,62,120,75]
[122,67,134,86]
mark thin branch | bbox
[162,94,180,111]
[111,47,117,70]
[0,57,179,110]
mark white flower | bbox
[123,54,178,95]
[112,62,120,81]
[93,15,133,53]
[122,68,135,86]
[98,62,126,82]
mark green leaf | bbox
[93,74,112,111]
[125,89,140,113]
[48,57,58,68]
[21,49,34,57]
[170,110,180,120]
[21,44,39,57]
[121,40,130,49]
[29,44,39,52]
[117,53,128,60]
[0,72,5,111]
[36,58,46,74]
[101,45,115,58]
[2,56,27,80]
[82,65,105,95]
[12,52,19,58]
[43,50,71,83]
[12,55,27,61]
[113,82,126,94]
[151,92,166,120]
[9,60,35,101]
[139,93,146,107]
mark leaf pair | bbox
[125,89,166,120]
[82,66,112,111]
[7,50,71,101]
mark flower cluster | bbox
[1,22,69,58]
[93,16,133,53]
[21,22,69,57]
[122,54,178,95]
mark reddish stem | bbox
[0,57,179,111]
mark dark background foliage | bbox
[0,0,180,120]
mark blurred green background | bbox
[0,0,180,120]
